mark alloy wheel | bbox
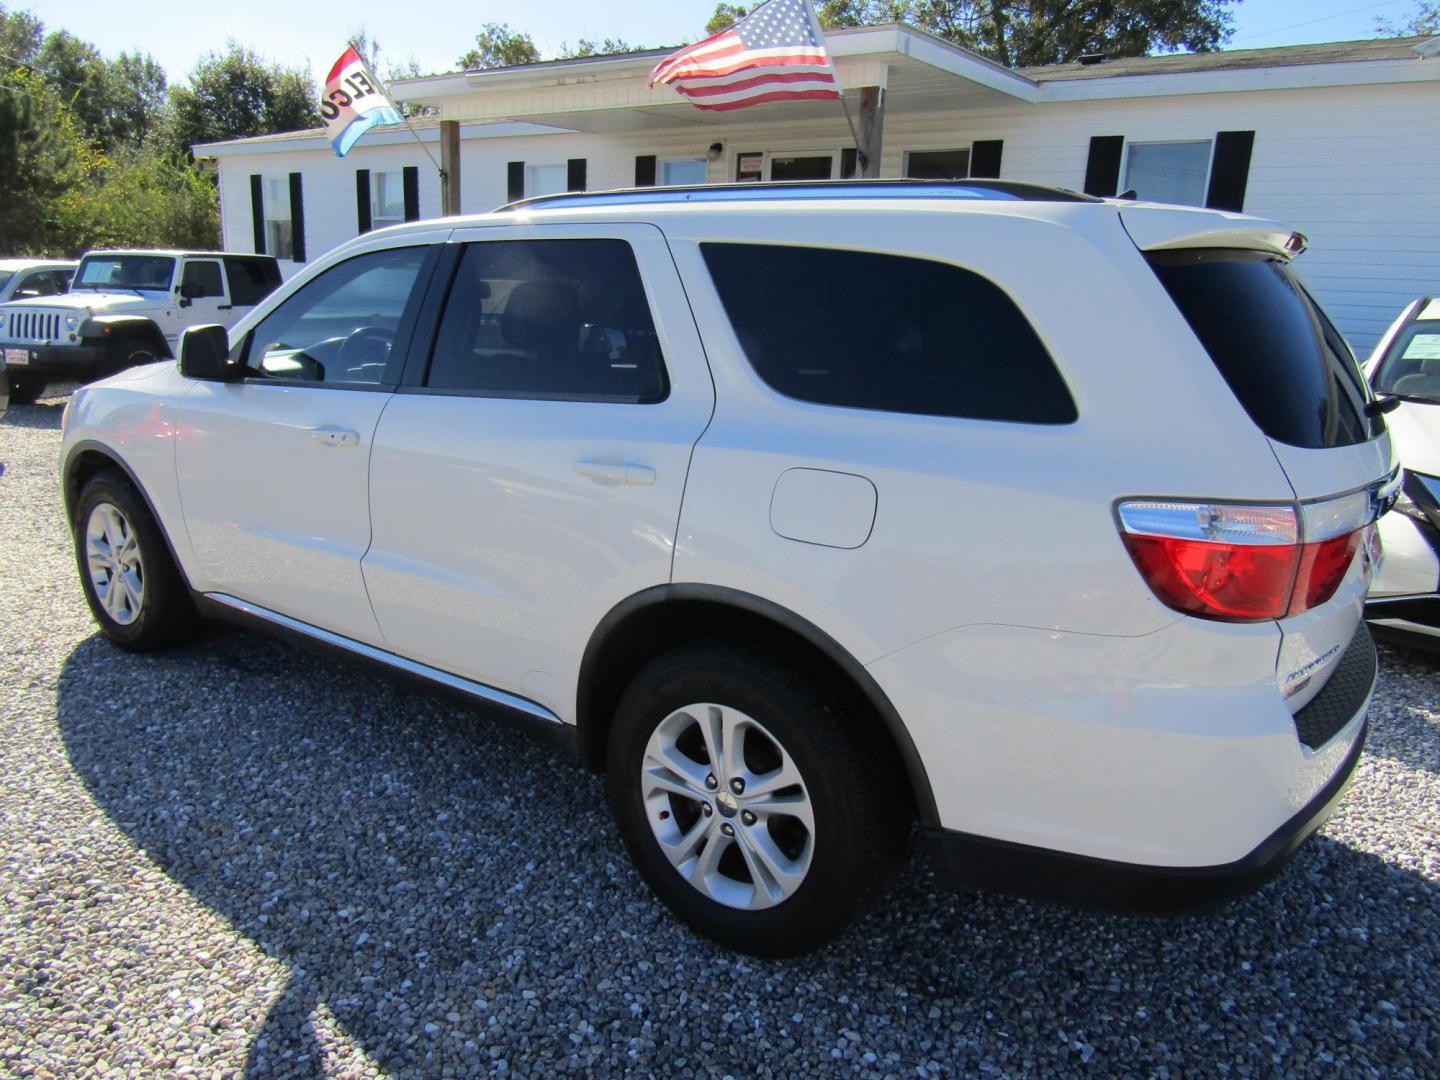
[85,502,144,625]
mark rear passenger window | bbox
[701,243,1075,424]
[224,257,282,307]
[426,240,668,403]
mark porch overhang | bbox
[389,24,1040,135]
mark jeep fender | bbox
[79,316,172,359]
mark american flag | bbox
[648,0,841,112]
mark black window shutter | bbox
[971,140,1004,179]
[1206,130,1255,213]
[567,158,587,192]
[250,174,265,254]
[403,165,420,221]
[635,155,657,186]
[288,172,306,262]
[840,148,857,178]
[356,169,372,234]
[507,161,525,202]
[1083,135,1125,197]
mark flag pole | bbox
[358,51,444,180]
[797,0,863,176]
[838,95,865,176]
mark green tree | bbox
[165,42,319,158]
[104,52,167,147]
[556,38,643,58]
[706,4,750,33]
[1376,2,1440,35]
[0,68,86,254]
[458,23,541,69]
[0,2,41,64]
[55,144,219,254]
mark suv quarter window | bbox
[422,238,669,404]
[701,243,1076,424]
[239,245,430,388]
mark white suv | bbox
[58,181,1393,955]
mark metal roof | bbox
[506,179,1099,212]
[1022,35,1435,81]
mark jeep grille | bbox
[8,310,63,343]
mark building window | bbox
[1123,140,1212,207]
[905,149,970,180]
[525,164,568,198]
[659,158,707,186]
[264,177,294,260]
[371,170,406,229]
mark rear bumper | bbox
[922,718,1367,914]
[0,344,108,378]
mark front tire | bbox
[607,644,908,956]
[107,339,158,375]
[73,469,198,651]
[6,372,44,405]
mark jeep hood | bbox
[1,290,164,314]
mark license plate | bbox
[4,348,29,366]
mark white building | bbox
[194,26,1440,353]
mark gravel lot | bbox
[1,390,1438,1078]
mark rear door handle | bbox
[576,459,655,486]
[311,426,361,448]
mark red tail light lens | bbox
[1118,497,1367,623]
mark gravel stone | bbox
[1,390,1438,1076]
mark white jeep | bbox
[0,249,281,404]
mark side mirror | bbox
[178,324,239,382]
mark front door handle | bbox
[311,426,361,448]
[576,459,656,486]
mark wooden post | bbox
[858,86,885,179]
[440,119,462,215]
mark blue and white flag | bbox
[321,47,404,157]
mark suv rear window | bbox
[1147,250,1378,449]
[701,244,1076,425]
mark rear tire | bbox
[6,373,44,404]
[73,469,199,652]
[606,643,909,956]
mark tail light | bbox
[1117,491,1372,623]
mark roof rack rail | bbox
[503,178,1100,212]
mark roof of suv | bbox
[78,249,278,260]
[505,179,1099,212]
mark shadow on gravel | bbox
[57,630,1440,1076]
[0,400,65,430]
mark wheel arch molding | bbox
[63,440,191,588]
[80,316,172,360]
[576,583,941,828]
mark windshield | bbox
[73,255,176,292]
[1373,323,1440,403]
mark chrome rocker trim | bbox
[201,592,570,737]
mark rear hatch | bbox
[1122,204,1396,719]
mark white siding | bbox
[211,80,1440,352]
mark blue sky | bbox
[26,0,1434,85]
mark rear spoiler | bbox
[1119,203,1307,260]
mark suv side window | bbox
[425,239,668,403]
[702,243,1076,425]
[242,246,428,386]
[15,270,65,297]
[181,260,225,298]
[224,256,282,307]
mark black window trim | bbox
[398,236,673,406]
[699,240,1078,427]
[232,242,443,394]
